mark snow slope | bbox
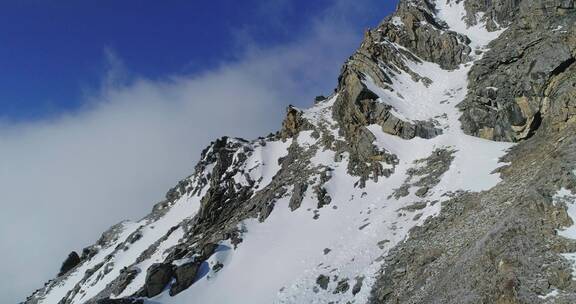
[30,1,516,303]
[145,2,512,303]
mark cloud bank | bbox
[0,0,388,302]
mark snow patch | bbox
[555,184,576,278]
[434,0,505,51]
[538,289,559,299]
[246,139,292,189]
[232,138,292,190]
[391,16,404,27]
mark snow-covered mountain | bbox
[26,0,576,303]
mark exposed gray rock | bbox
[392,149,455,199]
[459,0,576,141]
[370,125,576,303]
[289,182,308,211]
[352,276,365,296]
[316,274,330,290]
[381,0,472,69]
[212,262,224,273]
[333,278,350,294]
[143,263,173,297]
[280,105,314,139]
[108,267,138,298]
[58,252,81,277]
[400,201,428,212]
[169,262,200,296]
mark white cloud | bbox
[0,0,387,302]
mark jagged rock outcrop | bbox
[381,0,472,69]
[459,0,576,141]
[280,105,313,139]
[169,261,200,296]
[142,263,173,297]
[58,252,81,277]
[462,0,522,30]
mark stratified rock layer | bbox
[459,0,576,141]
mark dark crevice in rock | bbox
[550,57,576,77]
[526,111,542,138]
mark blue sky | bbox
[0,0,396,121]
[0,1,398,302]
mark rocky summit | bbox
[24,1,576,303]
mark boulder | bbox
[314,95,327,102]
[169,262,200,296]
[144,263,174,297]
[316,274,330,290]
[58,251,81,276]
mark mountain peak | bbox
[25,1,576,303]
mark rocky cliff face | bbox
[459,0,576,142]
[25,1,576,304]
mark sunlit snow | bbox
[148,2,513,302]
[36,1,517,303]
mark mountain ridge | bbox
[25,1,576,303]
